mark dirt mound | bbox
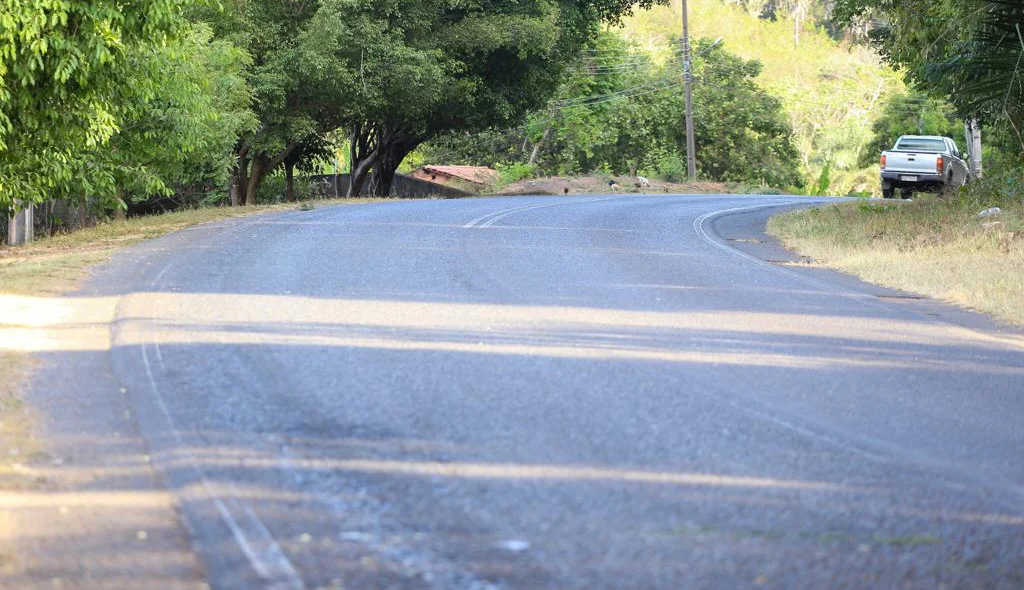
[492,174,732,196]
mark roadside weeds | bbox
[768,196,1024,326]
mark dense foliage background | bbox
[2,0,1021,223]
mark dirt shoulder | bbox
[768,196,1024,326]
[492,174,751,196]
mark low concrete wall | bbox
[307,173,474,199]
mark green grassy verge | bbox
[768,182,1024,325]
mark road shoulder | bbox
[715,202,1024,340]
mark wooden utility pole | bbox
[681,0,697,181]
[6,201,34,246]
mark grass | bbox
[0,197,392,488]
[768,180,1024,325]
[0,351,40,490]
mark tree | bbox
[345,0,660,196]
[858,92,961,168]
[421,35,804,188]
[192,0,365,206]
[86,24,257,215]
[0,0,186,213]
[832,0,1024,136]
[680,42,804,186]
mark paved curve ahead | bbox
[36,195,1024,588]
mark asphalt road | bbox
[21,194,1024,589]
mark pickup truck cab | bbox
[880,135,969,199]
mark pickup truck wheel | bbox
[882,187,895,199]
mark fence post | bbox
[6,201,34,246]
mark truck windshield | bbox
[896,138,946,152]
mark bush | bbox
[496,162,537,186]
[654,151,688,183]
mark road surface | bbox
[16,194,1024,589]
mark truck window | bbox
[895,137,946,152]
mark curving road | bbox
[24,194,1024,589]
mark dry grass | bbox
[769,193,1024,325]
[491,174,764,196]
[0,197,392,489]
[0,351,40,490]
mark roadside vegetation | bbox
[425,31,806,190]
[770,177,1024,324]
[423,0,919,194]
[771,0,1024,325]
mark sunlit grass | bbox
[769,195,1024,325]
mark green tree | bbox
[677,42,803,186]
[422,35,803,188]
[833,0,1024,136]
[193,0,367,205]
[0,0,186,212]
[858,92,961,168]
[86,23,257,214]
[346,0,660,196]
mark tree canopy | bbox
[424,34,804,188]
[0,0,187,212]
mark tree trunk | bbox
[368,161,396,197]
[230,174,242,206]
[231,144,251,206]
[528,127,551,166]
[369,134,422,197]
[245,156,269,206]
[348,157,375,197]
[285,160,296,202]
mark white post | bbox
[970,118,983,179]
[964,118,983,180]
[6,201,34,246]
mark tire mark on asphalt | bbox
[139,220,308,589]
[462,197,617,229]
[140,341,306,590]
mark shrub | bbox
[496,162,538,186]
[654,152,688,183]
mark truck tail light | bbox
[880,154,886,169]
[936,156,945,173]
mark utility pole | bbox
[963,118,983,180]
[6,201,34,246]
[681,0,697,181]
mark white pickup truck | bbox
[880,135,970,199]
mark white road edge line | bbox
[133,213,333,588]
[693,201,897,313]
[463,197,617,229]
[140,341,305,589]
[695,201,1024,352]
[692,199,1024,498]
[691,200,901,463]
